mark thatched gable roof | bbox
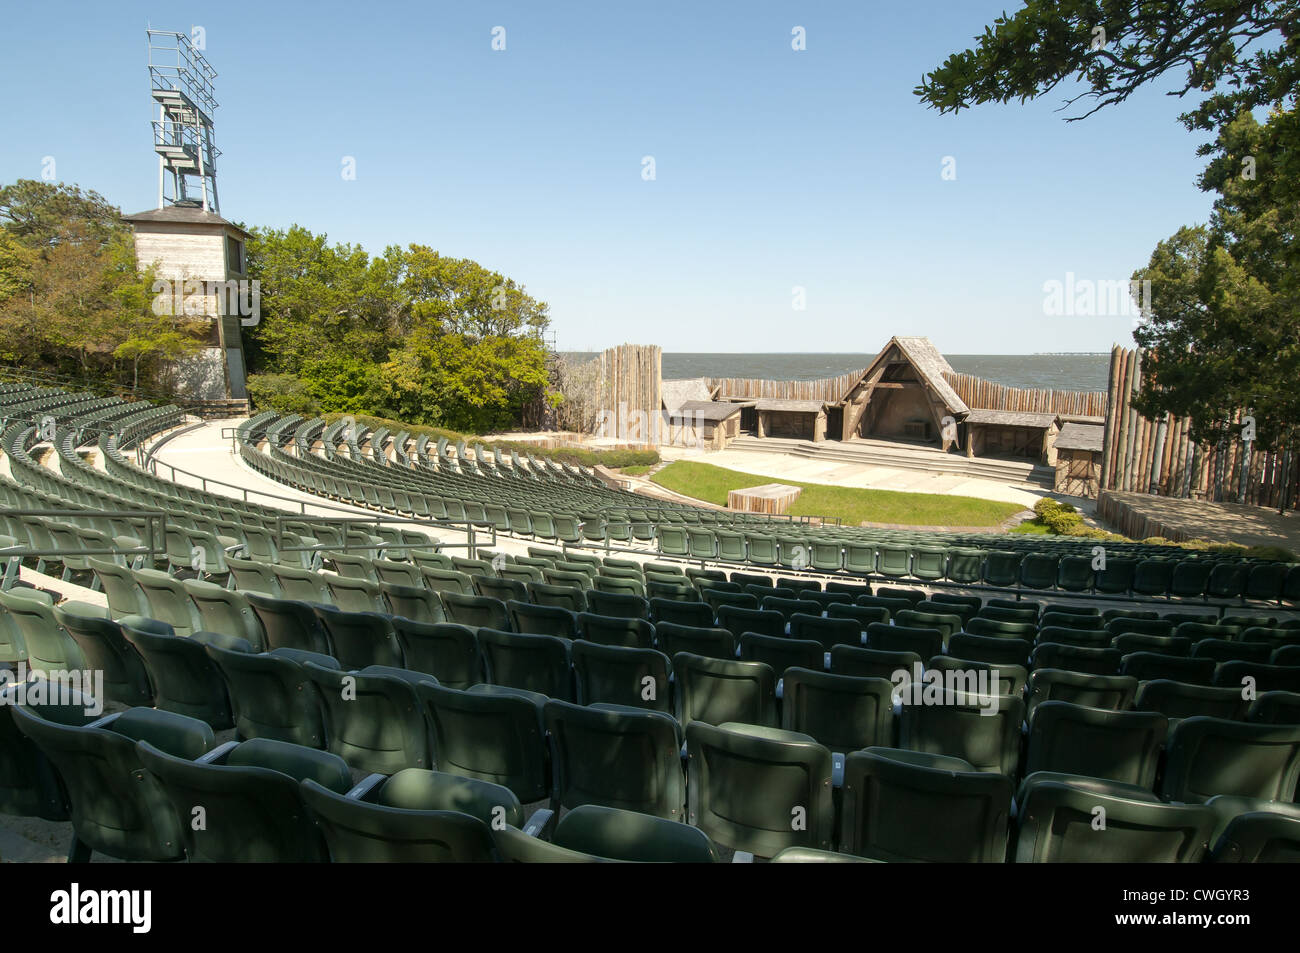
[1055,422,1105,452]
[846,336,969,414]
[963,409,1060,429]
[661,378,713,413]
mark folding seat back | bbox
[1161,717,1300,803]
[929,656,1028,697]
[981,551,1022,587]
[478,629,573,700]
[1031,642,1121,676]
[543,700,684,819]
[137,736,350,862]
[1215,661,1300,694]
[86,556,151,619]
[826,603,889,630]
[1035,625,1112,648]
[314,607,403,670]
[441,592,511,631]
[570,640,671,712]
[593,575,647,598]
[387,618,480,688]
[673,653,777,727]
[585,590,650,621]
[204,644,328,747]
[474,575,529,604]
[685,721,834,857]
[118,618,239,729]
[1135,678,1251,725]
[1025,669,1137,720]
[716,605,785,640]
[421,567,476,597]
[11,705,214,861]
[1019,553,1060,590]
[655,622,734,661]
[324,575,386,614]
[1132,558,1175,596]
[866,622,942,659]
[327,551,378,582]
[1193,638,1273,664]
[839,747,1012,862]
[507,600,579,639]
[1025,701,1167,788]
[182,580,264,649]
[1210,806,1300,862]
[415,682,549,803]
[649,597,713,628]
[895,609,962,641]
[789,613,861,650]
[576,613,654,649]
[526,582,587,614]
[829,645,921,681]
[0,678,99,820]
[1121,650,1217,686]
[947,633,1033,668]
[759,595,816,622]
[980,602,1038,621]
[299,779,496,863]
[1112,632,1191,656]
[899,690,1024,775]
[1015,777,1214,863]
[378,583,446,625]
[1247,690,1300,725]
[0,589,85,673]
[225,556,281,595]
[1040,611,1104,631]
[738,632,823,677]
[1107,616,1175,638]
[781,668,894,753]
[271,564,332,604]
[301,662,431,775]
[1177,622,1238,645]
[551,803,718,862]
[966,617,1037,639]
[246,593,333,655]
[52,603,152,707]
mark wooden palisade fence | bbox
[943,372,1107,418]
[1100,345,1299,511]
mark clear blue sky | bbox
[0,1,1216,354]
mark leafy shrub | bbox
[247,373,319,416]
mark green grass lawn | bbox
[619,464,656,476]
[650,460,1026,527]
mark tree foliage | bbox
[243,226,553,433]
[916,1,1298,145]
[919,3,1299,454]
[0,180,203,391]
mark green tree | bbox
[916,1,1298,147]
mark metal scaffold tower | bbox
[148,29,221,214]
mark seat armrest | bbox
[197,740,240,765]
[522,808,554,838]
[345,773,387,800]
[832,752,845,789]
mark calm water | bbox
[563,352,1112,393]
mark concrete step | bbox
[728,436,1055,488]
